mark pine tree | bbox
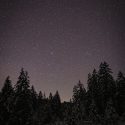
[72,85,78,103]
[77,81,87,122]
[62,102,72,122]
[72,80,87,103]
[89,99,100,125]
[0,76,13,125]
[52,91,62,121]
[30,85,38,124]
[91,69,99,99]
[38,91,43,100]
[86,73,93,116]
[38,91,43,108]
[87,73,92,96]
[15,68,30,91]
[36,91,45,124]
[71,81,87,124]
[42,101,53,124]
[9,68,33,125]
[48,92,53,121]
[72,97,86,124]
[49,92,53,101]
[98,62,116,114]
[91,69,102,115]
[115,71,125,116]
[104,98,119,125]
[37,105,44,125]
[67,109,78,125]
[42,92,47,106]
[31,85,37,111]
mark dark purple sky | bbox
[0,0,125,102]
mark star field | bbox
[0,0,125,102]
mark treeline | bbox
[0,62,125,125]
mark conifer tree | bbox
[42,92,47,106]
[104,98,119,125]
[52,91,62,121]
[98,62,116,114]
[91,69,99,99]
[71,81,87,124]
[31,85,37,111]
[38,91,43,108]
[86,73,93,116]
[72,97,86,124]
[37,91,44,124]
[89,99,100,125]
[91,69,102,115]
[0,76,13,125]
[72,80,86,103]
[48,92,53,117]
[87,73,92,95]
[30,85,38,124]
[42,101,53,124]
[72,85,78,103]
[67,109,78,125]
[62,102,72,122]
[49,92,53,101]
[115,71,125,116]
[9,68,33,125]
[77,81,87,122]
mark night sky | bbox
[0,0,125,102]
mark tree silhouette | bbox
[89,99,100,125]
[115,71,125,116]
[0,76,13,125]
[104,98,119,125]
[9,68,33,125]
[98,62,116,114]
[52,91,62,121]
[0,62,123,124]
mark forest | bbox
[0,61,125,125]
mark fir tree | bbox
[36,106,44,125]
[91,69,99,99]
[38,91,43,108]
[89,99,100,125]
[91,69,102,115]
[49,92,53,101]
[0,76,13,125]
[42,101,53,124]
[72,85,78,103]
[52,91,62,121]
[72,97,86,124]
[62,102,72,122]
[72,80,87,103]
[115,71,125,116]
[36,91,44,124]
[67,110,78,125]
[87,73,92,96]
[31,85,37,111]
[86,73,93,116]
[71,81,87,124]
[104,98,119,125]
[9,68,33,125]
[77,81,87,122]
[30,85,38,124]
[98,62,116,114]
